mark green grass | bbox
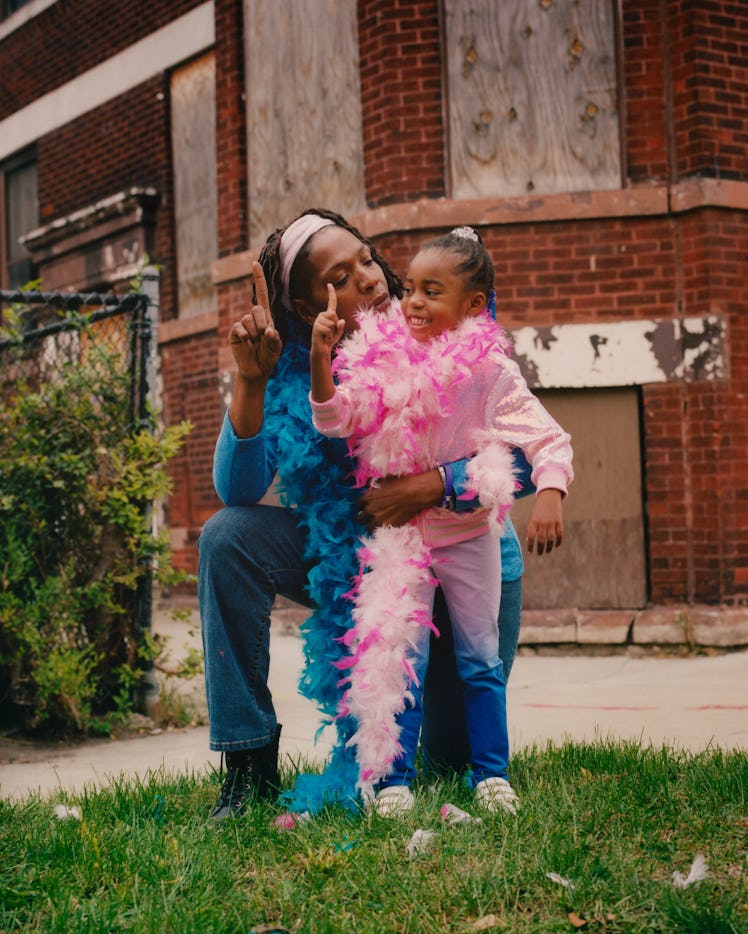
[1,741,746,932]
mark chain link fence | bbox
[0,271,162,718]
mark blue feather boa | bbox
[264,323,363,812]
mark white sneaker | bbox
[370,785,415,818]
[475,777,520,815]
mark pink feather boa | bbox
[331,308,518,795]
[332,309,512,484]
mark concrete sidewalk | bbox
[1,603,746,802]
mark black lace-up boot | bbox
[210,724,282,821]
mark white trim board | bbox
[511,316,726,389]
[0,1,214,162]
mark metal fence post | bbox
[135,267,161,717]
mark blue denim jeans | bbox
[380,533,509,788]
[420,574,522,773]
[198,504,523,757]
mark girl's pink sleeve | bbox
[309,389,356,438]
[487,357,574,495]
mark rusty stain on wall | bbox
[533,326,558,351]
[589,333,608,360]
[644,320,682,378]
[680,317,725,380]
[513,350,541,388]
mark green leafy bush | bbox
[0,310,192,735]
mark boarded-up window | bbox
[244,0,365,244]
[444,0,620,198]
[2,152,37,289]
[511,389,647,610]
[171,53,217,319]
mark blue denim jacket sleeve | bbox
[446,447,535,513]
[213,410,276,506]
[510,447,535,499]
[441,449,534,580]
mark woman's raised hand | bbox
[228,261,283,381]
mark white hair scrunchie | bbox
[451,226,479,242]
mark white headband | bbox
[280,214,335,310]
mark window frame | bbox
[1,147,38,290]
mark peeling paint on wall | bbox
[511,316,726,388]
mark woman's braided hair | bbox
[421,226,494,296]
[255,207,403,344]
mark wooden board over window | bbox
[171,53,218,319]
[444,0,620,198]
[511,388,647,610]
[244,0,365,244]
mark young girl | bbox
[310,227,573,817]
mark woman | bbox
[198,209,556,821]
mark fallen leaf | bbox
[472,914,501,931]
[568,912,588,928]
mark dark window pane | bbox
[2,0,33,20]
[4,157,38,286]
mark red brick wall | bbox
[376,204,748,606]
[376,217,680,328]
[8,0,746,604]
[621,0,671,183]
[642,382,689,601]
[358,0,446,206]
[669,1,748,180]
[161,331,222,576]
[634,204,748,606]
[157,0,248,578]
[623,0,748,184]
[37,76,177,323]
[680,208,748,603]
[214,0,248,257]
[0,0,204,119]
[168,276,261,577]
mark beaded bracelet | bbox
[437,462,456,510]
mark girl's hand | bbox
[526,488,564,554]
[311,284,344,356]
[228,261,283,381]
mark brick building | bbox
[1,1,746,643]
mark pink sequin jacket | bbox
[310,305,573,549]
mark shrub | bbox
[0,303,192,735]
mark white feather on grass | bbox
[406,829,436,858]
[440,802,483,825]
[672,854,709,889]
[53,804,80,821]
